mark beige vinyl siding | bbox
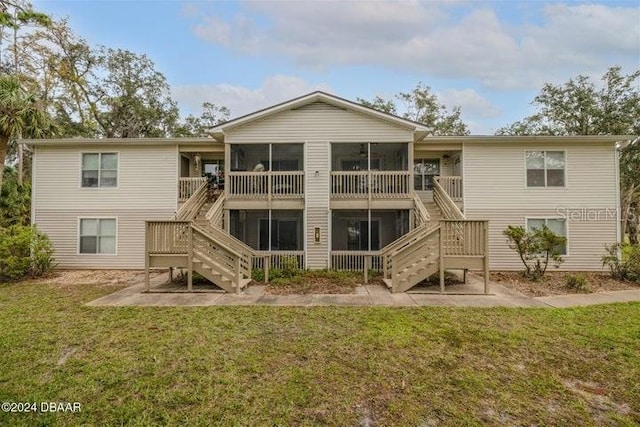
[464,141,618,271]
[33,143,179,269]
[305,141,330,269]
[463,141,617,209]
[34,144,178,211]
[34,209,173,269]
[466,208,617,271]
[225,102,413,143]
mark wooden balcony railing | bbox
[178,177,207,202]
[253,251,305,270]
[227,171,304,199]
[330,251,383,272]
[434,176,463,201]
[331,171,410,199]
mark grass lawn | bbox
[1,281,639,426]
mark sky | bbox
[34,0,640,134]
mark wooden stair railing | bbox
[433,177,465,220]
[190,224,251,293]
[175,180,209,221]
[412,192,431,227]
[389,225,441,293]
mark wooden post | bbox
[264,255,270,283]
[382,255,388,279]
[439,223,445,293]
[484,221,490,294]
[187,226,193,292]
[364,255,370,284]
[391,255,398,293]
[235,257,242,294]
[144,222,150,292]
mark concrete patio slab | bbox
[310,294,372,306]
[535,289,640,308]
[84,272,640,308]
[256,295,315,306]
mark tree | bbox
[497,66,640,243]
[0,166,30,227]
[174,102,230,137]
[356,95,397,115]
[0,74,53,190]
[0,0,51,184]
[504,225,566,281]
[18,20,181,138]
[357,82,469,135]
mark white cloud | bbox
[172,75,332,118]
[440,88,501,119]
[190,1,640,90]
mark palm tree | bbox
[0,74,53,190]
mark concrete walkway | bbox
[85,273,640,308]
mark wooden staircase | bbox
[381,196,444,292]
[189,192,255,293]
[146,182,254,293]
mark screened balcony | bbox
[228,144,304,199]
[330,143,410,199]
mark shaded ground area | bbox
[24,269,165,288]
[493,271,640,297]
[0,280,638,426]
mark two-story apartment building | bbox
[26,92,627,293]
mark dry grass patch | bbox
[262,270,362,295]
[493,271,640,297]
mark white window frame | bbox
[525,217,569,256]
[77,217,118,255]
[524,150,567,188]
[80,152,120,189]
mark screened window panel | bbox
[80,219,98,236]
[546,219,566,236]
[527,219,545,231]
[527,169,545,187]
[99,236,116,254]
[82,171,99,187]
[80,236,97,254]
[100,170,118,187]
[545,151,565,169]
[526,151,544,169]
[99,219,116,236]
[101,153,118,169]
[82,153,99,170]
[547,219,567,255]
[547,169,565,187]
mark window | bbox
[79,218,116,254]
[82,153,118,187]
[347,219,380,251]
[526,151,565,187]
[414,158,440,190]
[527,218,567,255]
[259,218,300,250]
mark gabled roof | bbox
[209,91,430,140]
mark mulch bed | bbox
[492,271,640,297]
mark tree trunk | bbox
[0,135,8,191]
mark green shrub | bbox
[0,225,56,281]
[503,224,566,281]
[602,243,640,282]
[251,268,265,282]
[565,273,591,292]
